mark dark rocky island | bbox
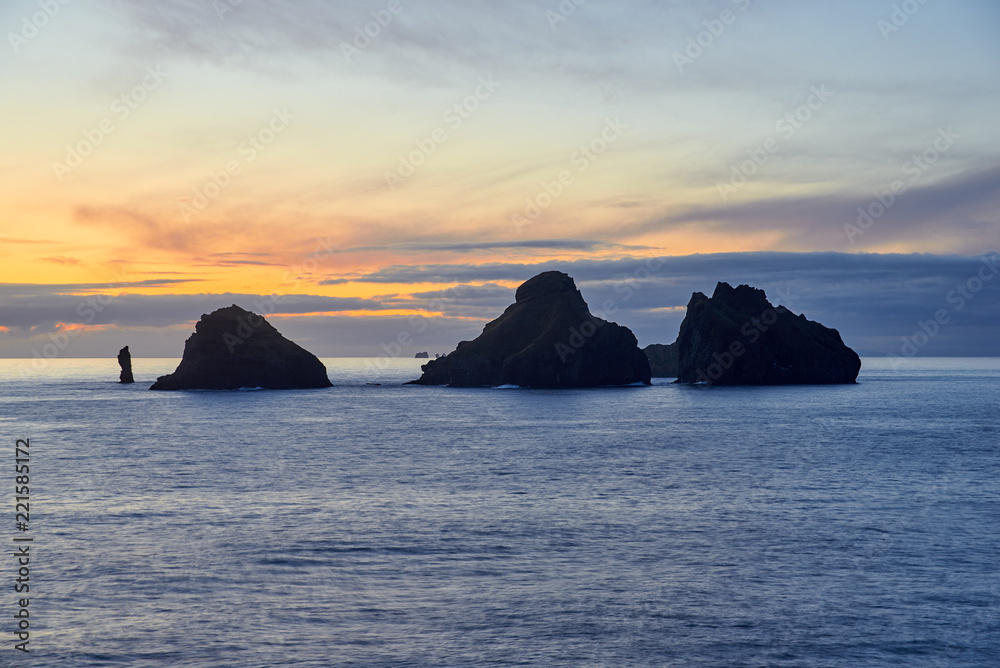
[409,271,651,388]
[672,282,860,385]
[644,342,678,378]
[150,305,332,391]
[117,345,135,384]
[414,351,429,359]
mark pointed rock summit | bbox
[410,271,651,388]
[674,282,861,385]
[150,305,332,391]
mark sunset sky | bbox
[1,0,998,361]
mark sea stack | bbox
[117,346,135,384]
[150,305,332,391]
[673,282,861,385]
[644,342,678,378]
[409,271,651,388]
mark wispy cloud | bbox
[0,288,393,332]
[633,165,1000,253]
[326,239,654,255]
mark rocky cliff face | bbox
[150,305,332,391]
[410,271,651,388]
[644,342,678,378]
[674,282,861,385]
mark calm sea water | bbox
[1,357,998,667]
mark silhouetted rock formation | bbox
[409,271,651,388]
[674,282,861,385]
[150,305,332,391]
[644,342,678,377]
[117,346,135,384]
[415,351,429,359]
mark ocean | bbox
[1,357,998,667]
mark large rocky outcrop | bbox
[644,342,678,378]
[117,345,135,384]
[673,282,860,385]
[409,271,651,388]
[150,305,332,391]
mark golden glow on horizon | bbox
[51,322,120,334]
[269,310,485,320]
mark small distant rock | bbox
[409,271,651,388]
[150,305,332,391]
[415,351,429,358]
[117,346,135,384]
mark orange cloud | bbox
[52,322,119,334]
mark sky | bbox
[1,0,998,363]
